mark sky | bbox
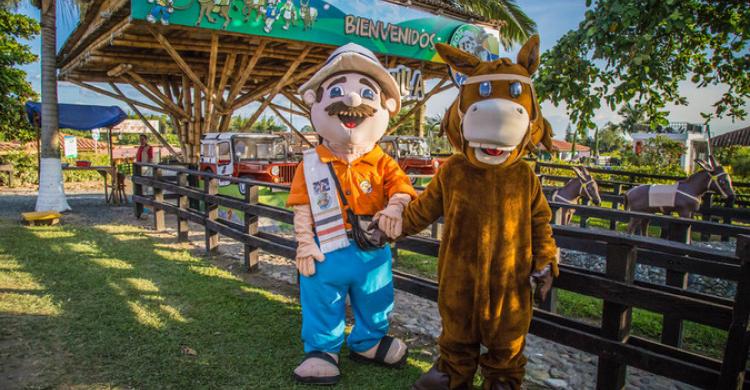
[15,0,750,138]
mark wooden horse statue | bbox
[551,166,601,225]
[624,156,734,235]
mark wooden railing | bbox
[132,162,750,390]
[533,160,750,189]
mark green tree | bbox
[536,1,749,134]
[597,122,627,153]
[618,103,647,133]
[230,115,286,133]
[388,107,417,136]
[456,0,536,48]
[0,8,39,142]
[640,135,684,168]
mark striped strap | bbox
[303,149,350,254]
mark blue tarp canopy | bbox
[25,102,127,130]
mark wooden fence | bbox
[533,160,750,209]
[132,162,750,390]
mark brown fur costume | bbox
[403,36,559,389]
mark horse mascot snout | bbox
[401,36,559,390]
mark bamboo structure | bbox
[57,0,480,164]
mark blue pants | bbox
[150,5,171,22]
[300,241,393,354]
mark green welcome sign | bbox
[132,0,500,63]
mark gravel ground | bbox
[0,187,703,389]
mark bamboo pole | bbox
[385,76,450,136]
[59,17,130,77]
[211,52,236,131]
[269,101,307,117]
[67,79,167,114]
[126,70,189,118]
[269,105,314,148]
[108,82,182,160]
[149,27,208,92]
[280,90,310,115]
[204,33,219,133]
[182,75,193,161]
[216,53,237,98]
[231,61,322,111]
[225,40,267,106]
[162,77,174,102]
[194,82,202,160]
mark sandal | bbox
[349,335,408,368]
[292,351,340,386]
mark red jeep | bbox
[199,133,298,191]
[378,136,439,180]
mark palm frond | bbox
[455,0,537,48]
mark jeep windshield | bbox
[397,138,430,158]
[233,136,287,161]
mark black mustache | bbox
[325,101,376,118]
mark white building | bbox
[630,122,709,173]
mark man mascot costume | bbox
[287,43,417,385]
[393,36,559,390]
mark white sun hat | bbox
[298,43,401,113]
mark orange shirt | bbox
[287,145,417,221]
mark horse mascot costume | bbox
[385,36,558,390]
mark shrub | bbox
[0,150,37,185]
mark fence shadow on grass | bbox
[0,220,430,389]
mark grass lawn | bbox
[394,250,728,359]
[259,187,290,209]
[0,219,430,388]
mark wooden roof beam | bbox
[269,105,315,148]
[245,47,312,126]
[106,63,132,78]
[385,75,450,136]
[225,39,267,105]
[108,81,182,161]
[65,78,168,114]
[125,70,190,119]
[230,62,323,112]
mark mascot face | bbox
[303,72,398,150]
[437,36,546,169]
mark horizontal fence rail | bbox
[532,160,750,189]
[132,162,750,390]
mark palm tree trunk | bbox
[36,0,70,212]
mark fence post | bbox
[579,198,590,228]
[552,207,564,225]
[244,184,259,272]
[610,184,622,230]
[537,285,557,313]
[597,242,637,390]
[177,172,189,242]
[722,202,732,241]
[660,221,691,347]
[188,172,200,211]
[152,167,165,232]
[717,235,750,389]
[133,164,144,218]
[204,176,219,255]
[701,194,713,241]
[430,222,442,239]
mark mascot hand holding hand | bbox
[286,43,417,386]
[397,35,559,390]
